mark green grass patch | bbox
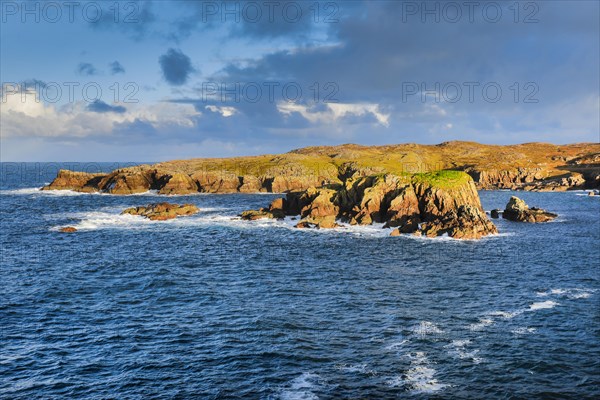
[412,170,471,188]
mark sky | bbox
[0,0,599,161]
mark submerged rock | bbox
[122,203,199,220]
[502,196,557,223]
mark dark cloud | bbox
[77,62,98,76]
[87,100,127,114]
[159,48,195,86]
[109,61,125,74]
[88,0,156,41]
[168,0,345,43]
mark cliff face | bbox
[242,171,498,240]
[42,142,600,194]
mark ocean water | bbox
[1,163,599,399]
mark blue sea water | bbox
[1,163,599,399]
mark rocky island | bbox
[43,141,598,239]
[241,171,498,239]
[42,142,600,195]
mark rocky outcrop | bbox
[59,226,77,232]
[466,167,546,190]
[156,172,198,195]
[98,170,153,194]
[502,196,557,223]
[41,169,104,192]
[122,203,199,220]
[240,198,286,221]
[242,171,498,239]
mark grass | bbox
[134,142,599,181]
[412,170,472,188]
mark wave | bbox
[445,340,482,364]
[528,300,559,311]
[279,372,322,400]
[410,321,444,337]
[0,187,166,197]
[536,288,595,300]
[50,208,236,231]
[388,352,447,393]
[468,318,494,332]
[511,327,537,335]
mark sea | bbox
[1,163,599,399]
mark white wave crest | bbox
[279,372,321,400]
[388,352,447,393]
[528,300,559,311]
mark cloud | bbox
[109,61,125,75]
[0,84,200,139]
[159,48,195,86]
[278,102,390,127]
[87,100,127,114]
[88,0,156,41]
[205,105,237,117]
[77,62,98,76]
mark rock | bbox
[271,175,322,193]
[122,203,199,220]
[502,196,557,222]
[99,170,153,194]
[589,190,599,196]
[192,172,240,193]
[42,169,104,192]
[156,172,198,195]
[490,209,501,219]
[240,209,274,220]
[297,187,340,228]
[59,226,77,232]
[238,175,263,193]
[390,228,401,237]
[420,204,498,239]
[242,171,498,239]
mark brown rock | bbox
[420,204,498,239]
[122,203,199,220]
[502,196,557,222]
[99,170,153,194]
[59,226,77,233]
[240,209,275,221]
[192,172,240,193]
[157,172,198,195]
[42,169,104,192]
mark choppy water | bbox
[1,163,599,399]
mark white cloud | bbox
[205,105,238,117]
[277,102,390,127]
[0,85,201,138]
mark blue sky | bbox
[1,0,598,161]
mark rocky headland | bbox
[241,171,498,240]
[42,142,600,195]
